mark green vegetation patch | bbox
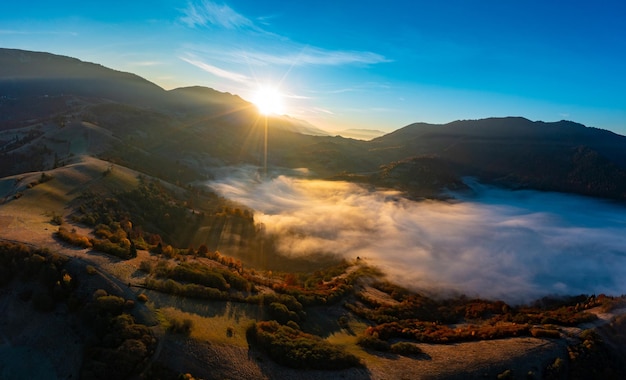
[81,290,156,380]
[247,320,363,370]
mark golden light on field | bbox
[251,85,285,115]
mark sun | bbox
[251,85,285,115]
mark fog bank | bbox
[208,168,626,303]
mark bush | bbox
[137,293,148,303]
[248,321,362,370]
[143,278,228,301]
[56,227,92,248]
[95,295,125,315]
[139,260,153,273]
[51,213,63,225]
[390,342,423,356]
[92,239,131,259]
[357,335,390,351]
[157,263,229,290]
[497,369,513,380]
[269,302,299,324]
[86,265,97,275]
[530,328,561,339]
[168,317,193,335]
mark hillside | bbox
[3,48,626,200]
[363,117,626,199]
[2,48,626,379]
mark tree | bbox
[197,244,209,257]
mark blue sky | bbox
[1,0,625,134]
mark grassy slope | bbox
[0,156,139,245]
[1,154,624,379]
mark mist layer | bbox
[208,168,626,303]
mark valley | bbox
[1,48,626,379]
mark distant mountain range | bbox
[2,48,626,200]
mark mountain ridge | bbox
[2,48,626,200]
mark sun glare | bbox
[252,85,285,115]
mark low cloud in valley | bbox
[209,168,626,303]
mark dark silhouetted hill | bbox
[365,117,626,199]
[2,49,626,200]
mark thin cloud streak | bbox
[185,45,389,68]
[208,168,626,304]
[180,56,250,83]
[129,61,163,67]
[243,48,390,66]
[179,2,389,68]
[180,0,255,30]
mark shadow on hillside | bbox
[362,348,432,361]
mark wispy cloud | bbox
[307,81,392,95]
[283,93,310,100]
[179,2,389,68]
[311,107,335,115]
[186,45,389,69]
[180,0,255,30]
[180,56,250,83]
[129,61,163,67]
[243,48,390,66]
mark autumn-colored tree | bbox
[197,244,209,257]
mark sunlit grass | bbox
[158,306,255,347]
[324,319,385,363]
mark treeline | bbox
[246,321,362,370]
[253,260,368,307]
[142,262,305,324]
[153,261,249,291]
[348,281,609,347]
[80,289,156,379]
[0,240,157,379]
[0,240,77,311]
[73,176,255,249]
[56,225,136,259]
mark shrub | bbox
[51,213,63,225]
[56,227,92,248]
[530,328,561,339]
[390,342,423,356]
[143,278,228,300]
[168,317,193,335]
[95,295,125,315]
[269,302,299,324]
[139,260,153,273]
[137,293,148,303]
[544,357,565,378]
[160,263,229,290]
[248,321,362,370]
[85,265,97,275]
[92,239,131,259]
[357,335,390,351]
